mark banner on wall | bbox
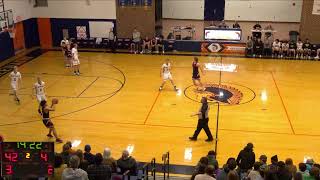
[313,0,320,15]
[76,26,87,39]
[201,42,246,54]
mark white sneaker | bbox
[159,87,162,91]
[315,56,319,59]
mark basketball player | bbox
[159,59,178,91]
[296,39,304,59]
[303,39,312,59]
[272,39,281,58]
[281,41,289,58]
[60,37,69,56]
[9,66,22,103]
[141,36,151,54]
[40,100,63,143]
[71,43,80,75]
[288,40,296,59]
[189,97,213,142]
[65,43,72,67]
[33,77,46,112]
[192,57,205,91]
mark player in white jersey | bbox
[71,43,80,75]
[296,39,304,59]
[9,66,22,103]
[272,39,281,58]
[33,77,47,112]
[281,41,289,58]
[159,59,178,91]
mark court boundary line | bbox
[76,77,100,97]
[143,91,161,125]
[270,71,295,134]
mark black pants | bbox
[109,40,116,53]
[192,118,213,139]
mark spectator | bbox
[62,155,89,180]
[288,40,297,58]
[311,43,318,59]
[141,36,151,54]
[154,35,165,54]
[232,21,240,29]
[84,144,95,165]
[310,166,320,180]
[281,41,289,58]
[254,38,264,57]
[294,172,303,180]
[75,149,89,172]
[227,171,239,180]
[131,27,141,53]
[303,39,312,59]
[61,143,72,164]
[218,20,228,28]
[259,155,268,173]
[217,158,237,180]
[53,153,67,180]
[268,155,279,173]
[66,141,76,154]
[298,163,310,179]
[109,28,116,53]
[194,165,216,180]
[285,158,297,177]
[272,39,281,57]
[246,36,254,57]
[117,150,137,176]
[277,161,292,180]
[191,163,207,180]
[195,157,209,173]
[248,162,264,180]
[264,24,274,38]
[263,36,273,57]
[306,159,315,171]
[252,22,262,39]
[87,153,112,180]
[102,148,117,173]
[207,151,219,171]
[236,143,255,175]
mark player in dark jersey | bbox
[303,39,312,59]
[288,40,297,59]
[40,100,63,143]
[192,57,205,91]
[311,44,318,59]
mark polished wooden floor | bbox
[1,51,320,166]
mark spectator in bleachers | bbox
[227,170,239,180]
[245,36,254,57]
[192,164,207,180]
[259,155,268,171]
[194,165,216,180]
[298,163,310,179]
[247,162,263,180]
[84,144,95,165]
[141,36,151,54]
[306,159,315,171]
[288,40,297,58]
[310,166,320,180]
[153,35,165,54]
[294,172,303,180]
[117,150,137,176]
[66,141,76,154]
[61,143,72,164]
[277,161,292,180]
[285,158,297,177]
[195,157,209,173]
[254,38,264,58]
[252,22,262,39]
[53,153,67,180]
[75,149,89,172]
[103,148,117,173]
[268,155,279,173]
[207,151,219,171]
[232,21,240,29]
[236,143,255,177]
[131,28,141,54]
[263,36,273,57]
[109,28,116,53]
[87,153,112,180]
[217,158,237,180]
[62,155,89,180]
[272,39,281,58]
[303,39,312,59]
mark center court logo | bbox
[184,83,256,105]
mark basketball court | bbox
[1,50,320,166]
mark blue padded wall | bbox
[23,18,40,48]
[0,32,15,62]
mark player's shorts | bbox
[11,82,18,91]
[36,94,47,103]
[163,73,172,81]
[192,74,200,80]
[297,48,303,51]
[72,59,80,66]
[273,47,280,51]
[42,118,54,128]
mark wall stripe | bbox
[37,18,53,49]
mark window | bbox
[34,0,48,7]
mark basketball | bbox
[52,98,59,104]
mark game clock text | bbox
[1,142,54,178]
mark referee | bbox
[189,97,214,142]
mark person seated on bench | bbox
[141,36,151,54]
[272,39,281,58]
